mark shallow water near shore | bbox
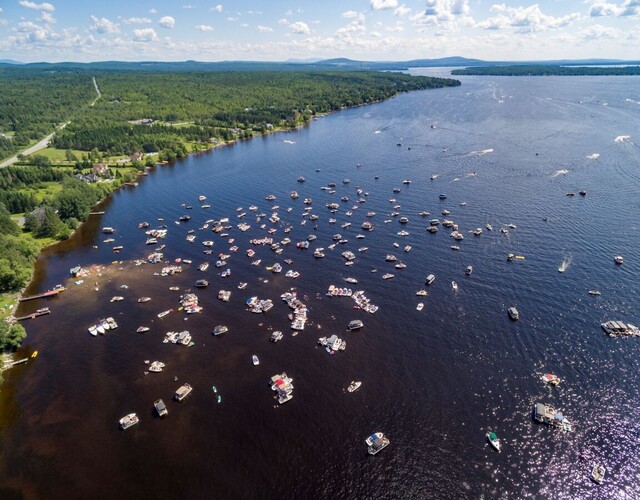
[1,71,640,498]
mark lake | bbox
[1,70,639,498]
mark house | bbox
[75,173,100,183]
[130,151,143,161]
[92,163,109,175]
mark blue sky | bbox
[0,0,638,62]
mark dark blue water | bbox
[1,72,639,498]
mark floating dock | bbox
[15,308,51,321]
[19,287,65,302]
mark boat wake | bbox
[374,130,381,134]
[586,153,600,160]
[465,148,494,157]
[551,169,570,177]
[625,98,640,106]
[558,256,572,273]
[283,140,296,144]
[614,135,630,143]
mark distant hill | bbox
[0,59,22,65]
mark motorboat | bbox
[382,273,394,280]
[465,265,473,276]
[541,373,560,386]
[174,383,193,401]
[213,325,228,336]
[416,303,424,311]
[425,274,435,285]
[366,432,390,455]
[195,279,209,288]
[102,227,115,234]
[138,296,151,303]
[592,464,606,484]
[119,413,139,430]
[252,355,260,366]
[534,403,572,431]
[601,321,640,337]
[614,255,623,265]
[486,431,501,452]
[348,320,363,331]
[347,381,362,392]
[148,361,165,373]
[270,331,283,342]
[451,281,458,291]
[136,326,150,333]
[508,307,519,321]
[588,289,601,296]
[154,399,168,417]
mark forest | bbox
[451,65,640,76]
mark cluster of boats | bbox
[180,293,202,314]
[88,317,118,336]
[246,296,274,314]
[163,330,193,346]
[318,334,346,353]
[601,320,639,337]
[280,291,308,331]
[270,373,294,404]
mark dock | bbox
[19,287,65,302]
[89,211,105,215]
[15,308,51,321]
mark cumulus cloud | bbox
[394,4,412,16]
[124,17,152,25]
[370,0,398,9]
[278,18,289,25]
[90,15,119,34]
[336,19,367,37]
[342,10,360,18]
[183,4,194,8]
[257,25,273,32]
[195,24,214,31]
[159,16,175,29]
[289,21,310,34]
[590,0,640,17]
[214,4,223,13]
[149,8,158,14]
[133,28,158,42]
[410,0,473,30]
[19,1,55,12]
[40,11,56,23]
[15,21,50,41]
[579,24,618,40]
[477,4,579,33]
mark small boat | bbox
[174,383,193,401]
[70,265,82,277]
[154,399,168,417]
[614,255,623,265]
[588,290,601,296]
[252,355,260,366]
[382,273,394,280]
[270,331,283,342]
[451,281,458,291]
[486,431,501,452]
[425,274,435,285]
[136,326,150,333]
[157,309,172,318]
[102,227,115,234]
[416,303,424,311]
[213,325,228,336]
[347,381,362,392]
[348,320,363,331]
[592,464,606,484]
[138,297,151,303]
[465,265,473,276]
[366,432,390,455]
[508,307,519,321]
[119,413,139,430]
[541,373,560,386]
[195,279,209,288]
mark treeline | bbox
[451,65,640,76]
[50,70,458,154]
[0,165,73,213]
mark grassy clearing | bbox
[0,293,18,320]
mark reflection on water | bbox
[1,74,640,498]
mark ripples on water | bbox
[1,73,639,498]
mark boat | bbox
[416,290,428,296]
[238,282,247,290]
[199,195,207,202]
[425,274,435,285]
[136,326,150,333]
[366,432,390,455]
[588,290,601,296]
[347,381,362,392]
[592,464,606,484]
[534,403,572,431]
[348,320,363,331]
[439,194,447,200]
[70,265,82,277]
[148,361,165,372]
[119,413,139,430]
[580,190,587,196]
[416,303,424,311]
[601,321,640,336]
[486,431,501,452]
[195,279,209,288]
[614,255,624,265]
[508,307,519,321]
[198,262,209,271]
[174,383,193,401]
[138,297,151,303]
[157,309,172,318]
[213,325,228,336]
[541,373,560,386]
[252,355,260,366]
[154,399,168,417]
[382,273,394,280]
[451,281,458,291]
[270,331,283,342]
[102,227,115,234]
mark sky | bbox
[0,0,639,62]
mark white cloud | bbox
[370,0,398,10]
[227,17,239,22]
[149,9,158,14]
[0,7,3,13]
[240,23,249,28]
[183,5,194,8]
[90,15,119,34]
[371,31,381,37]
[19,1,55,12]
[248,10,263,15]
[40,11,56,23]
[214,4,223,13]
[336,19,367,37]
[195,24,214,31]
[385,23,404,32]
[342,10,360,18]
[410,0,473,30]
[258,25,273,32]
[124,17,152,25]
[159,16,175,29]
[285,9,293,16]
[289,21,310,35]
[477,4,580,33]
[394,4,412,16]
[278,18,289,25]
[15,21,50,41]
[590,0,640,17]
[133,28,158,42]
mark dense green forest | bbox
[452,65,640,76]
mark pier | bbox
[19,287,65,302]
[15,308,51,321]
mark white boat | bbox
[348,320,363,331]
[451,281,458,291]
[119,413,139,430]
[213,325,228,336]
[426,274,435,285]
[541,373,560,386]
[174,383,193,401]
[347,381,362,392]
[252,355,260,366]
[382,273,394,280]
[592,464,606,484]
[136,326,150,333]
[614,255,623,265]
[157,309,172,318]
[588,290,601,296]
[366,432,390,455]
[270,331,283,342]
[486,431,501,452]
[154,399,168,417]
[508,307,519,321]
[416,303,424,311]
